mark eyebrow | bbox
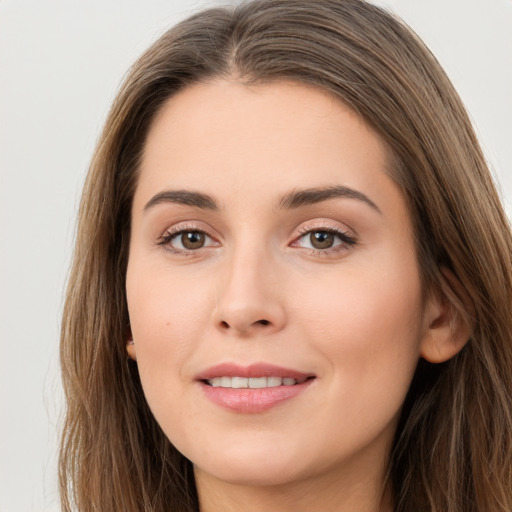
[278,185,381,213]
[143,184,381,214]
[144,190,218,211]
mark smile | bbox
[197,363,316,413]
[207,376,307,388]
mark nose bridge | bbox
[214,237,285,336]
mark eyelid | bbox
[295,219,356,238]
[156,222,221,253]
[154,219,356,256]
[291,220,357,253]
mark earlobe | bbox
[126,336,137,361]
[420,269,472,364]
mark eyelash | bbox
[156,224,217,256]
[156,224,357,256]
[294,225,357,255]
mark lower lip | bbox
[200,379,314,413]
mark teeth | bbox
[232,377,248,389]
[267,376,282,387]
[207,376,299,388]
[210,377,221,387]
[249,377,267,388]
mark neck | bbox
[195,461,393,512]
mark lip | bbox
[196,363,316,413]
[196,362,314,381]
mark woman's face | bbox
[126,80,435,492]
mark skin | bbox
[126,80,466,511]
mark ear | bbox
[126,336,137,361]
[420,268,471,363]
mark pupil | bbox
[311,231,334,249]
[182,231,205,249]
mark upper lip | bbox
[195,362,315,381]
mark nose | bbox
[212,246,286,337]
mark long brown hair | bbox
[59,1,512,510]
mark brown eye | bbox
[310,231,335,249]
[158,229,216,252]
[180,231,205,250]
[159,227,220,254]
[293,226,356,254]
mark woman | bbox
[59,0,512,510]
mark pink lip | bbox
[196,362,313,381]
[196,363,316,413]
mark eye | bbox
[175,231,207,250]
[293,227,356,253]
[158,229,218,252]
[307,231,338,249]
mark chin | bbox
[185,435,312,487]
[194,456,307,488]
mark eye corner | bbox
[156,223,221,256]
[290,222,357,257]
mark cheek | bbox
[297,256,423,341]
[295,257,424,412]
[125,261,212,398]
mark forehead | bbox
[135,79,399,215]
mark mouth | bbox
[196,363,316,413]
[205,375,312,388]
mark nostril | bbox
[217,318,271,331]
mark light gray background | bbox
[1,1,511,511]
